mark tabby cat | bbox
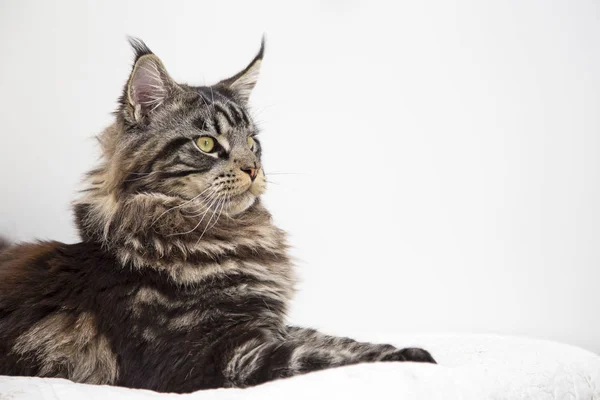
[0,39,435,393]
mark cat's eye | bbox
[196,136,216,153]
[247,136,255,150]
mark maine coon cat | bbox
[0,39,435,393]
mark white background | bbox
[1,1,598,354]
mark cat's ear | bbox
[217,38,264,104]
[124,38,180,124]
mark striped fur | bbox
[0,39,435,393]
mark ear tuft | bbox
[218,37,265,104]
[127,36,154,63]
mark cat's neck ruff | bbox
[74,172,292,287]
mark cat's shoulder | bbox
[0,240,121,286]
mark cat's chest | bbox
[122,258,294,340]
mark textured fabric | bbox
[1,334,599,400]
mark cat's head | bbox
[104,38,266,217]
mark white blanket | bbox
[1,334,599,400]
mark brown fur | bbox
[0,39,435,392]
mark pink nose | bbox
[241,167,257,181]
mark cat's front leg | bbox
[222,327,435,388]
[286,326,436,363]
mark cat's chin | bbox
[224,192,258,217]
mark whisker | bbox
[266,172,305,176]
[198,94,212,115]
[250,104,275,119]
[168,191,221,237]
[196,197,223,244]
[197,193,228,244]
[184,191,220,217]
[151,185,216,226]
[122,170,178,183]
[209,87,216,113]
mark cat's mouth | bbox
[228,176,265,214]
[221,191,257,217]
[191,188,254,217]
[186,171,265,218]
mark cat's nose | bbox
[241,167,258,181]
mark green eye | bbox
[247,136,255,149]
[196,136,215,153]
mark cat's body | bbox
[0,39,435,393]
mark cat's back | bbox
[0,240,119,306]
[0,240,123,383]
[0,240,71,304]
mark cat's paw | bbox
[381,347,437,364]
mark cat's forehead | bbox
[182,86,256,139]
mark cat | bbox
[0,38,435,393]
